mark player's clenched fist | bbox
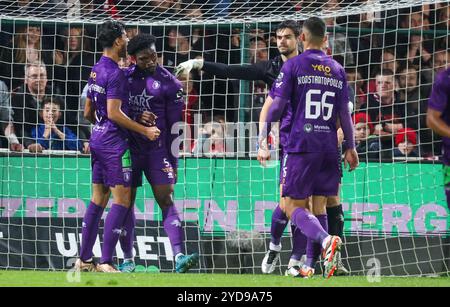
[139,111,157,126]
[344,148,359,171]
[144,126,161,141]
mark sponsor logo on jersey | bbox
[304,123,313,133]
[312,64,332,76]
[129,89,154,111]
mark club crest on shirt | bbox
[276,72,284,82]
[304,123,313,133]
[176,89,184,100]
[152,81,161,89]
[123,169,131,182]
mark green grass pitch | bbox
[0,271,449,287]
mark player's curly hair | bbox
[98,20,126,49]
[127,34,157,56]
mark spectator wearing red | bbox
[347,112,380,160]
[394,127,418,157]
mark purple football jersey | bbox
[271,49,349,153]
[87,56,130,149]
[428,68,450,164]
[125,64,184,167]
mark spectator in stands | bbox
[11,61,60,152]
[394,127,419,157]
[361,69,404,157]
[31,96,81,152]
[346,67,367,111]
[348,8,377,80]
[324,0,355,66]
[163,27,201,72]
[433,49,450,76]
[0,80,21,150]
[362,69,401,121]
[347,112,380,160]
[382,48,400,75]
[399,8,430,31]
[366,44,400,96]
[436,3,450,31]
[183,3,203,19]
[54,26,94,130]
[407,35,433,84]
[1,24,56,91]
[125,26,139,40]
[192,115,227,155]
[249,36,269,64]
[178,71,199,150]
[397,66,430,125]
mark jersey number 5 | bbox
[305,89,335,121]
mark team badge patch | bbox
[152,81,161,89]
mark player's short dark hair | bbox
[127,34,157,56]
[276,20,300,37]
[98,20,125,49]
[303,17,326,40]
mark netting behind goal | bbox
[0,0,449,276]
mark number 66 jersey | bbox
[271,49,349,154]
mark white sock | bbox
[322,235,332,250]
[288,258,301,268]
[269,242,282,252]
[175,253,184,262]
[124,257,134,263]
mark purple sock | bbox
[306,214,328,268]
[291,207,329,244]
[290,224,307,261]
[80,201,104,262]
[162,205,184,255]
[270,204,288,246]
[101,204,129,264]
[119,207,136,259]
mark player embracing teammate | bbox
[75,21,198,273]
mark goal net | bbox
[0,0,449,276]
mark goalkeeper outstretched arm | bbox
[175,59,269,83]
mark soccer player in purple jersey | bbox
[427,67,450,209]
[74,21,160,273]
[121,34,199,273]
[259,17,359,278]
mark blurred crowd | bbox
[0,1,449,160]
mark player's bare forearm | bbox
[84,98,96,124]
[427,108,450,138]
[259,95,273,136]
[107,99,146,135]
[260,96,287,148]
[339,102,355,149]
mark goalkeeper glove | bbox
[174,59,204,77]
